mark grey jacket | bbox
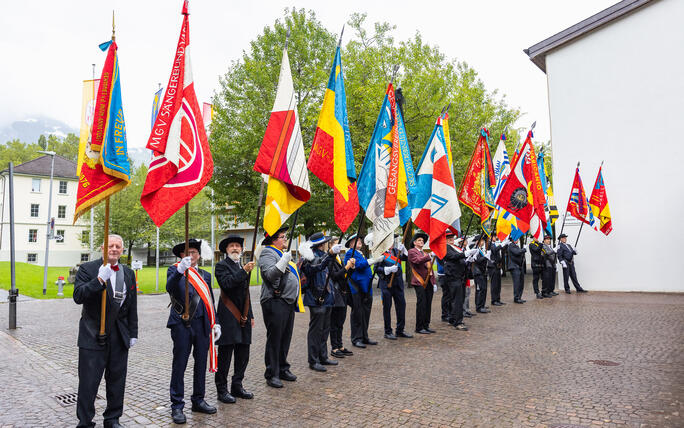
[259,246,300,304]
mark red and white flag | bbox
[141,0,213,227]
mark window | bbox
[28,229,38,243]
[59,181,68,194]
[31,204,39,217]
[57,205,66,219]
[80,253,90,262]
[55,229,65,243]
[81,230,90,245]
[27,253,37,262]
[31,178,41,192]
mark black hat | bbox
[308,232,332,247]
[262,226,289,246]
[411,232,428,248]
[172,239,202,258]
[543,234,552,240]
[345,233,365,248]
[558,233,568,239]
[219,234,244,253]
[446,230,457,238]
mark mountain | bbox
[0,117,78,144]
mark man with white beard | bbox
[214,235,256,404]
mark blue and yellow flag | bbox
[151,86,163,130]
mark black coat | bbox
[73,258,138,351]
[528,241,544,272]
[442,245,467,282]
[557,242,576,265]
[327,255,351,307]
[166,266,214,334]
[375,248,407,289]
[470,248,488,277]
[507,244,526,271]
[214,258,253,345]
[487,242,502,269]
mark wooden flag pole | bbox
[182,203,190,323]
[238,180,266,327]
[98,198,110,345]
[285,209,300,253]
[388,220,412,289]
[558,161,580,239]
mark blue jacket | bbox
[344,249,373,295]
[301,248,334,307]
[166,266,214,334]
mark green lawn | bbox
[0,262,262,300]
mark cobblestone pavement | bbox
[1,276,683,428]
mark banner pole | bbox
[388,219,411,288]
[182,203,190,323]
[98,198,110,345]
[574,222,585,248]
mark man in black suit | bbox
[73,234,138,428]
[214,235,256,404]
[506,237,527,303]
[557,233,587,294]
[167,239,218,424]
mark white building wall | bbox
[545,0,684,291]
[0,173,91,267]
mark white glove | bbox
[561,260,568,268]
[574,249,578,255]
[367,257,380,265]
[275,252,292,272]
[554,245,561,252]
[98,264,115,283]
[397,243,408,255]
[433,283,438,293]
[177,256,192,274]
[213,324,222,341]
[465,248,479,257]
[331,243,345,254]
[485,250,491,260]
[383,265,399,274]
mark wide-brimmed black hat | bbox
[219,234,244,253]
[411,232,428,247]
[345,233,365,248]
[558,233,568,239]
[308,232,332,248]
[543,234,552,240]
[262,226,289,246]
[446,229,457,238]
[172,239,202,258]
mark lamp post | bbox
[38,150,56,295]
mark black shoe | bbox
[492,301,504,306]
[565,290,572,294]
[384,333,397,340]
[577,288,588,293]
[339,347,354,356]
[321,359,338,366]
[463,312,473,318]
[498,300,507,305]
[231,384,254,399]
[363,339,378,345]
[441,317,449,322]
[465,311,476,316]
[309,363,327,372]
[352,340,366,348]
[266,377,283,388]
[217,391,236,404]
[542,293,551,298]
[104,420,124,428]
[396,331,413,338]
[191,400,217,414]
[455,323,468,331]
[280,370,297,382]
[416,329,431,334]
[171,408,186,424]
[476,308,491,313]
[550,291,559,296]
[331,349,345,358]
[426,328,436,333]
[514,298,525,304]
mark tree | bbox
[210,9,522,239]
[1,133,79,167]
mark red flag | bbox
[140,1,213,227]
[589,166,612,235]
[457,128,496,223]
[566,166,590,225]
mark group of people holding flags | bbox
[70,2,613,426]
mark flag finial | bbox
[285,25,291,50]
[111,10,115,41]
[531,121,536,130]
[445,102,451,115]
[390,64,399,85]
[182,0,189,15]
[338,24,345,47]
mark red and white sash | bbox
[174,262,218,373]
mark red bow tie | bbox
[111,264,119,271]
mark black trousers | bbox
[542,267,556,294]
[169,316,209,410]
[76,333,128,427]
[307,306,331,364]
[380,285,406,334]
[474,274,488,310]
[489,268,502,303]
[261,298,295,379]
[350,291,372,343]
[511,268,525,300]
[563,263,581,291]
[439,276,452,320]
[448,279,465,326]
[329,305,347,350]
[215,343,250,393]
[532,269,542,294]
[414,284,434,331]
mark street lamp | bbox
[38,150,56,295]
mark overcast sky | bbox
[1,0,616,148]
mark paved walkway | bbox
[0,277,682,427]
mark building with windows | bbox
[0,155,93,267]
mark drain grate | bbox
[588,359,620,366]
[55,392,104,407]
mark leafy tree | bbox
[1,133,80,168]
